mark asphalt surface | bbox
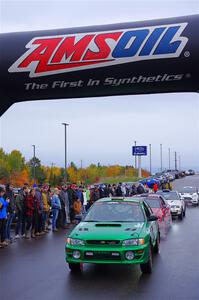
[1,176,199,300]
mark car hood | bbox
[69,221,145,240]
[167,200,181,206]
[180,192,194,196]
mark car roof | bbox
[96,197,140,204]
[158,189,171,193]
[141,194,162,199]
[182,186,195,188]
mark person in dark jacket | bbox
[25,189,35,239]
[58,186,68,229]
[116,183,123,197]
[99,186,105,199]
[34,188,44,236]
[161,182,166,190]
[15,186,29,238]
[131,184,137,195]
[4,184,15,243]
[67,185,77,223]
[92,186,100,203]
[104,185,110,197]
[137,184,145,194]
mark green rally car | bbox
[65,197,160,274]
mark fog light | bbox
[72,250,81,259]
[125,251,134,260]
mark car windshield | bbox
[160,192,180,200]
[180,187,197,193]
[84,201,145,222]
[144,198,161,208]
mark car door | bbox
[160,197,170,226]
[143,202,158,245]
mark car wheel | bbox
[179,210,183,220]
[140,244,153,274]
[68,263,82,272]
[154,232,160,254]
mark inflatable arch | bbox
[0,14,198,116]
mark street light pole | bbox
[134,140,137,169]
[168,147,171,170]
[62,123,69,182]
[149,143,152,174]
[160,144,163,172]
[32,145,36,185]
[179,155,181,170]
[175,151,177,170]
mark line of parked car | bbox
[139,169,196,188]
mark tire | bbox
[68,263,82,272]
[154,232,160,254]
[179,210,183,220]
[140,244,153,274]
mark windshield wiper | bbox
[111,220,140,222]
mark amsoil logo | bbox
[8,23,188,78]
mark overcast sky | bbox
[0,0,199,172]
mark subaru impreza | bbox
[65,198,159,274]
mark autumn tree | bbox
[28,157,46,184]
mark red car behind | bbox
[136,194,172,238]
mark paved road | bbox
[1,176,199,300]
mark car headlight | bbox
[122,238,145,246]
[67,238,85,246]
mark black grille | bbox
[95,224,121,227]
[86,240,120,245]
[84,251,121,261]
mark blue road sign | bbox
[132,146,147,156]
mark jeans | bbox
[0,219,6,242]
[5,213,15,240]
[34,211,42,234]
[65,206,70,223]
[15,210,26,236]
[26,215,33,232]
[52,209,59,230]
[42,211,48,230]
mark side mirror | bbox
[148,215,158,222]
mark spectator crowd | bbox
[0,180,171,249]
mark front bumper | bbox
[181,198,198,204]
[65,243,149,264]
[170,209,181,216]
